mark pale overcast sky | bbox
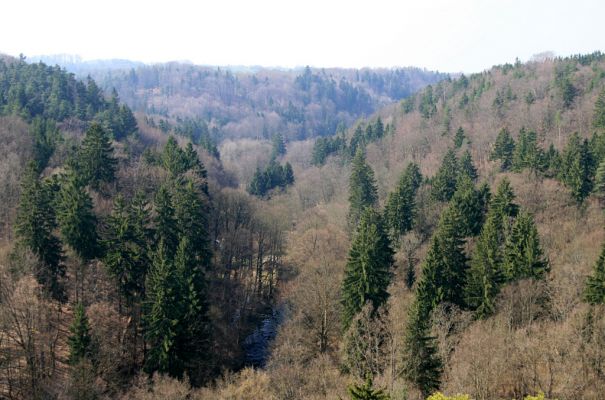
[1,0,604,72]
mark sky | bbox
[1,0,604,73]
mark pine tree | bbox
[402,300,443,397]
[68,302,92,365]
[465,213,506,318]
[503,212,549,281]
[491,128,516,171]
[56,173,99,261]
[384,163,422,241]
[153,185,179,258]
[144,241,183,377]
[584,241,605,304]
[173,179,210,265]
[560,132,594,203]
[162,136,189,176]
[103,194,150,300]
[271,132,287,159]
[431,149,459,202]
[512,128,544,173]
[458,150,478,182]
[348,149,378,227]
[342,208,394,330]
[454,127,466,148]
[348,376,390,400]
[594,88,605,130]
[78,122,117,190]
[15,163,65,301]
[449,176,488,237]
[491,178,519,222]
[594,159,605,203]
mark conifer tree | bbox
[173,179,210,264]
[449,176,488,237]
[68,302,92,365]
[162,136,189,176]
[348,149,378,227]
[342,208,394,330]
[271,132,287,159]
[402,300,443,397]
[512,128,544,173]
[593,88,605,131]
[153,185,179,258]
[431,149,459,202]
[78,122,117,190]
[384,163,422,240]
[454,127,466,148]
[491,178,519,222]
[503,212,549,281]
[584,241,605,304]
[56,174,99,261]
[491,128,516,171]
[15,162,65,301]
[348,376,390,400]
[465,213,505,318]
[144,241,183,377]
[559,132,594,202]
[458,150,478,182]
[594,159,605,203]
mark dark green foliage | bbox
[348,376,390,400]
[384,163,422,240]
[458,150,478,182]
[584,241,605,304]
[594,159,605,202]
[449,176,489,237]
[503,212,549,281]
[350,125,366,156]
[543,143,562,177]
[348,149,378,227]
[465,213,505,319]
[271,132,286,159]
[405,256,416,290]
[490,178,519,221]
[402,300,443,397]
[512,128,544,173]
[431,149,459,202]
[554,63,577,108]
[342,208,394,330]
[103,194,151,300]
[162,137,191,176]
[173,179,210,264]
[30,117,60,171]
[171,117,219,158]
[247,160,295,197]
[594,88,605,130]
[144,237,211,383]
[454,127,466,148]
[68,303,93,365]
[77,123,117,190]
[56,174,99,261]
[491,128,516,171]
[153,186,179,257]
[312,134,347,165]
[15,163,65,301]
[419,85,437,119]
[591,131,605,164]
[559,132,595,202]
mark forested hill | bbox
[48,59,447,141]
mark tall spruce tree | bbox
[593,88,605,130]
[503,212,549,281]
[454,127,466,148]
[431,149,459,202]
[594,159,605,203]
[458,150,478,182]
[78,122,117,190]
[342,208,394,330]
[15,162,65,301]
[384,163,422,241]
[56,174,99,261]
[402,300,443,397]
[512,128,544,173]
[491,128,516,171]
[68,302,93,365]
[491,178,519,222]
[271,132,287,159]
[449,176,489,237]
[559,132,595,203]
[348,148,378,227]
[173,179,211,265]
[153,185,179,258]
[584,241,605,304]
[348,376,390,400]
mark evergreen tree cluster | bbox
[248,160,295,197]
[0,58,138,139]
[431,148,478,202]
[349,118,388,156]
[312,133,347,166]
[384,163,422,241]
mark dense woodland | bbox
[55,60,446,142]
[2,51,605,400]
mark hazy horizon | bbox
[2,0,604,73]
